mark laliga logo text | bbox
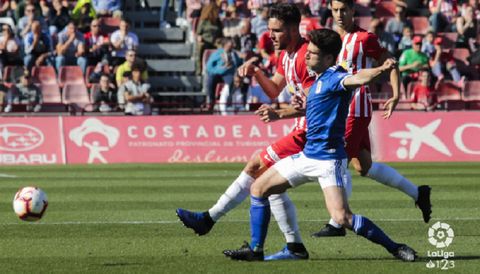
[69,118,120,164]
[426,221,455,270]
[391,119,480,160]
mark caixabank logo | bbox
[426,221,455,270]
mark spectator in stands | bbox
[0,0,14,17]
[246,82,274,110]
[118,64,152,115]
[47,0,70,36]
[421,32,462,85]
[84,19,110,67]
[15,0,41,22]
[55,21,87,74]
[72,0,96,33]
[369,18,397,56]
[4,71,42,113]
[235,19,256,60]
[17,3,48,37]
[410,68,438,111]
[456,4,478,52]
[257,30,274,63]
[92,0,122,19]
[222,5,243,38]
[299,5,322,40]
[398,25,413,52]
[385,3,412,44]
[205,37,242,109]
[0,81,7,112]
[93,74,117,112]
[24,20,53,70]
[393,0,429,17]
[429,0,458,33]
[110,18,139,67]
[399,35,430,90]
[194,2,223,75]
[251,5,268,39]
[218,73,247,115]
[115,49,148,88]
[0,24,22,72]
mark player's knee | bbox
[250,182,266,197]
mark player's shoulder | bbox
[325,65,348,76]
[352,25,379,42]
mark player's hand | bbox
[237,57,259,77]
[254,104,280,123]
[382,96,399,119]
[381,58,397,72]
[291,94,306,111]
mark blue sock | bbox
[250,195,271,251]
[352,214,400,253]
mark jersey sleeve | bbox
[364,32,387,61]
[327,70,351,93]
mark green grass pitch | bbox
[0,163,478,273]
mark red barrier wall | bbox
[1,112,479,165]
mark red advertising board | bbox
[370,111,480,162]
[63,116,295,164]
[0,117,65,165]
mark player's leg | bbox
[223,160,297,261]
[319,160,416,262]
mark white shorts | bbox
[273,152,347,189]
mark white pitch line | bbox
[0,173,17,178]
[1,217,479,226]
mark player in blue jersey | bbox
[223,29,417,262]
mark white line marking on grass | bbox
[1,217,479,226]
[0,173,17,178]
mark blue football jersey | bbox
[303,65,353,160]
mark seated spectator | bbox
[55,21,87,74]
[17,3,48,37]
[0,24,22,71]
[251,5,268,39]
[398,25,413,53]
[299,5,322,40]
[0,81,7,112]
[369,18,397,56]
[4,71,42,113]
[0,0,14,17]
[456,4,478,52]
[393,0,429,17]
[15,0,41,22]
[118,64,152,115]
[429,0,458,33]
[24,20,54,70]
[385,3,412,44]
[205,37,242,109]
[93,74,117,112]
[47,0,70,36]
[84,19,110,66]
[399,36,430,90]
[110,18,139,67]
[194,2,223,75]
[72,0,96,33]
[410,69,438,111]
[235,19,256,60]
[222,6,243,38]
[92,0,122,18]
[115,49,148,88]
[422,32,463,85]
[218,73,247,115]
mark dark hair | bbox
[308,29,342,59]
[330,0,354,8]
[131,64,142,72]
[268,3,301,27]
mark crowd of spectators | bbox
[1,0,479,115]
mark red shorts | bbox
[345,116,371,159]
[259,129,307,168]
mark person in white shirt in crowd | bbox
[118,64,152,116]
[110,18,139,67]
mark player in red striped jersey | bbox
[312,0,432,237]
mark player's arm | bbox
[343,58,397,89]
[376,51,400,119]
[237,58,286,99]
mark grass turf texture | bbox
[0,163,478,274]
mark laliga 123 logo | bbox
[69,118,120,164]
[0,124,44,152]
[426,222,455,270]
[390,119,452,160]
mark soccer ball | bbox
[13,186,48,221]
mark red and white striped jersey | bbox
[276,41,315,130]
[337,25,386,118]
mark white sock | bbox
[208,171,255,222]
[367,162,419,201]
[328,170,352,229]
[269,192,303,243]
